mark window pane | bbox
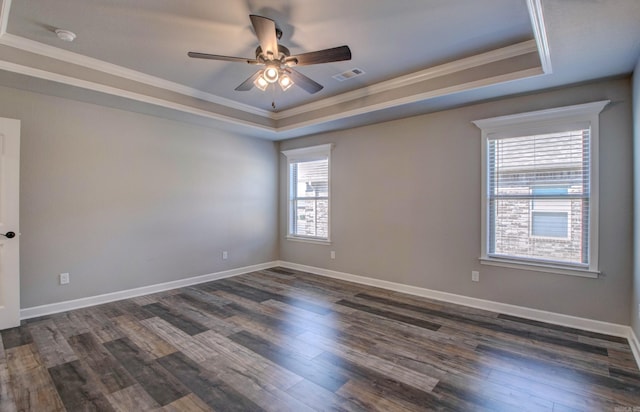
[294,160,328,198]
[294,199,329,238]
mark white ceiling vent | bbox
[332,68,365,82]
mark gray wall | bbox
[280,77,633,325]
[633,58,640,336]
[0,85,278,308]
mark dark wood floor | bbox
[1,267,639,411]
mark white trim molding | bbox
[0,0,11,36]
[628,328,640,369]
[526,0,552,74]
[20,261,278,320]
[0,33,271,119]
[277,261,631,338]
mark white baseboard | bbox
[628,328,640,368]
[20,261,278,320]
[277,261,631,338]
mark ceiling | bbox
[0,0,639,140]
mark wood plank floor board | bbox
[5,344,66,411]
[233,272,342,305]
[140,317,218,363]
[336,379,428,412]
[477,344,640,407]
[157,393,212,412]
[200,351,304,393]
[313,350,453,411]
[229,330,350,393]
[285,378,371,412]
[158,295,242,336]
[225,277,334,315]
[141,303,209,336]
[67,332,135,394]
[72,308,125,343]
[103,337,190,407]
[111,315,177,359]
[105,383,161,412]
[497,313,629,344]
[1,268,638,411]
[0,335,18,412]
[27,320,78,368]
[224,314,325,360]
[296,330,440,393]
[0,326,33,350]
[204,360,316,412]
[353,292,609,356]
[157,350,264,411]
[48,359,116,411]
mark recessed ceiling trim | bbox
[526,0,552,74]
[0,0,552,138]
[0,32,272,118]
[0,0,11,36]
[277,67,544,133]
[273,40,538,120]
[0,59,276,134]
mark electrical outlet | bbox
[471,271,479,282]
[59,272,70,285]
[331,251,336,260]
[222,251,228,260]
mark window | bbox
[473,101,609,277]
[282,144,332,242]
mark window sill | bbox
[286,236,331,246]
[479,257,599,278]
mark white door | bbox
[0,118,20,330]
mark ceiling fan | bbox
[188,15,352,95]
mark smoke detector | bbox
[55,29,76,42]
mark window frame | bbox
[282,144,333,244]
[473,100,609,278]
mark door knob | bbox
[2,231,15,239]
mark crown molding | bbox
[0,32,273,118]
[527,0,552,74]
[273,40,538,120]
[278,67,544,132]
[0,0,11,36]
[0,59,276,134]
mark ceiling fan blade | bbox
[288,45,351,66]
[286,69,324,94]
[234,71,262,91]
[188,52,259,64]
[250,15,279,59]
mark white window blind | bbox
[282,144,332,242]
[487,129,590,267]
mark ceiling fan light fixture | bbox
[263,67,279,83]
[253,72,269,91]
[279,74,294,91]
